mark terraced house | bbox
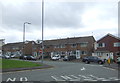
[43,36,95,59]
[2,41,41,58]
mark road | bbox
[2,60,120,82]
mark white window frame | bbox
[114,42,120,47]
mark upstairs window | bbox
[97,43,105,48]
[60,44,65,48]
[71,44,77,48]
[114,42,120,47]
[80,42,88,47]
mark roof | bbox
[43,36,95,45]
[3,42,24,47]
[3,41,38,47]
[97,33,120,42]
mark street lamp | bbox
[23,22,31,43]
[41,0,44,63]
[23,22,31,56]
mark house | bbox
[0,39,5,55]
[2,41,41,58]
[43,36,95,59]
[2,42,23,56]
[93,33,120,61]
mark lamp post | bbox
[23,22,31,56]
[41,0,44,63]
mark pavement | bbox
[103,62,120,71]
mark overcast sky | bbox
[0,0,119,43]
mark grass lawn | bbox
[1,59,42,69]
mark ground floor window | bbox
[81,51,87,55]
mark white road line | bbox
[70,75,80,79]
[109,77,120,81]
[78,75,97,81]
[85,64,103,67]
[51,76,65,81]
[89,75,110,81]
[61,75,73,80]
[78,75,91,79]
[103,67,116,71]
[70,75,80,81]
[83,79,98,81]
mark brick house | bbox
[2,41,41,58]
[43,36,95,59]
[93,33,120,61]
[0,39,5,55]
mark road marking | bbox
[81,67,85,71]
[89,75,110,81]
[103,67,116,71]
[85,64,103,67]
[68,75,80,81]
[51,74,119,81]
[109,77,120,81]
[51,76,65,81]
[61,75,73,80]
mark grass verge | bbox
[1,59,42,69]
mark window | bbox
[12,47,19,50]
[54,45,59,48]
[71,44,77,48]
[60,44,65,48]
[97,43,105,47]
[114,42,120,47]
[81,51,87,55]
[61,51,65,55]
[80,42,88,47]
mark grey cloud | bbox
[2,2,42,31]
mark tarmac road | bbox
[2,60,120,82]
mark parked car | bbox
[2,55,10,59]
[51,55,61,61]
[117,57,120,64]
[82,56,104,64]
[26,56,37,60]
[63,56,76,61]
[11,54,17,58]
[19,55,27,60]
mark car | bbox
[26,56,37,60]
[51,55,61,61]
[2,55,10,59]
[117,57,120,64]
[19,55,27,60]
[11,54,17,58]
[63,56,76,61]
[82,56,104,64]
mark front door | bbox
[76,50,80,59]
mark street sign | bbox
[39,50,42,53]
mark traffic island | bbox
[1,59,53,73]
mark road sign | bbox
[39,50,42,53]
